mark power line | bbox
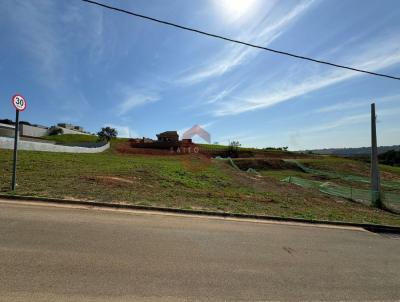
[81,0,400,81]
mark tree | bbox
[97,127,118,142]
[48,126,63,136]
[0,119,14,125]
[229,141,241,148]
[227,140,241,157]
[379,150,400,166]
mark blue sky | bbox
[1,0,399,150]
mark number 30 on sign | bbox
[12,94,27,111]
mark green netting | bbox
[218,157,400,211]
[384,191,400,204]
[285,176,324,189]
[246,167,260,175]
[216,157,261,175]
[227,157,240,170]
[282,176,400,212]
[285,160,400,190]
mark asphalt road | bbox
[0,200,399,301]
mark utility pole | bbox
[370,103,381,208]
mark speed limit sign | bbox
[10,93,27,191]
[11,94,27,111]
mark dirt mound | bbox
[252,151,309,159]
[232,158,301,171]
[116,142,178,156]
[115,142,214,160]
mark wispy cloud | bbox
[313,93,400,114]
[104,123,138,138]
[313,100,366,114]
[303,113,370,134]
[300,107,400,134]
[0,0,107,129]
[177,0,315,85]
[212,33,400,116]
[116,87,160,116]
[116,93,160,116]
[6,0,61,87]
[206,84,240,104]
[4,1,104,88]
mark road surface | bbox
[0,200,399,301]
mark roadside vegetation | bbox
[0,140,399,226]
[42,134,98,144]
[42,132,128,147]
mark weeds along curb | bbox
[0,193,399,234]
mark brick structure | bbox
[129,131,193,151]
[156,131,179,142]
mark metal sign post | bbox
[11,94,27,191]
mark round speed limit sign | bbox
[12,94,27,111]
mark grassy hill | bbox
[42,134,129,148]
[42,134,98,144]
[0,141,399,226]
[305,145,400,156]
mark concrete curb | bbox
[0,137,110,153]
[1,194,399,234]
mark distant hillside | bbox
[304,145,400,156]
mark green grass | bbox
[0,149,264,212]
[42,134,129,150]
[381,164,400,176]
[0,148,399,226]
[296,156,400,187]
[298,156,368,175]
[199,143,260,152]
[198,143,290,157]
[236,156,400,212]
[260,169,314,180]
[42,134,98,144]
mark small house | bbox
[156,131,179,142]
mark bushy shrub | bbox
[379,150,400,166]
[48,126,63,136]
[97,127,118,142]
[228,141,241,158]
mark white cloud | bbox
[206,85,239,104]
[379,94,400,103]
[5,1,104,88]
[303,113,370,134]
[299,107,400,134]
[212,33,400,116]
[212,0,262,23]
[313,93,400,114]
[314,101,366,113]
[6,0,60,87]
[177,0,315,85]
[285,106,400,150]
[104,124,138,138]
[116,89,160,116]
[212,131,265,146]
